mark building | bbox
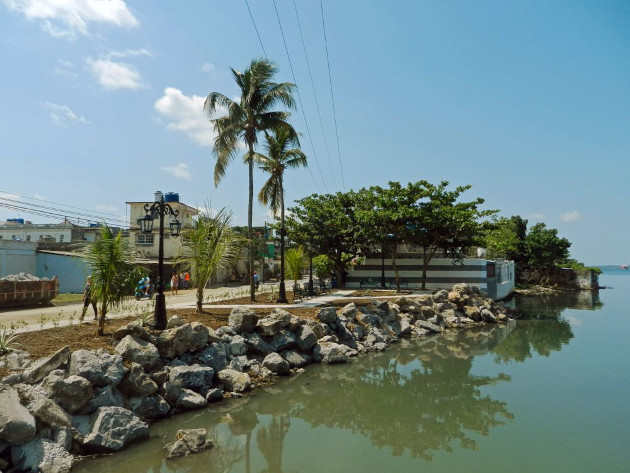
[126,192,199,260]
[0,220,83,243]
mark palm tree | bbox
[284,246,307,288]
[254,126,307,303]
[176,208,246,313]
[82,225,139,336]
[204,58,297,301]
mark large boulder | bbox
[31,398,72,429]
[82,406,149,452]
[295,325,317,351]
[78,385,125,415]
[11,437,73,473]
[194,343,228,372]
[155,323,209,359]
[268,330,297,352]
[115,335,160,371]
[312,342,348,364]
[118,363,158,397]
[217,369,251,393]
[68,349,126,388]
[317,307,337,324]
[0,384,36,444]
[256,309,292,336]
[228,307,259,333]
[262,352,290,375]
[165,428,214,459]
[168,364,214,390]
[43,373,93,414]
[21,346,70,385]
[126,395,170,420]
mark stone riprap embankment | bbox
[0,283,516,472]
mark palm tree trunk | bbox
[248,143,255,301]
[196,287,204,313]
[277,175,288,303]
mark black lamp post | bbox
[138,191,181,330]
[276,227,288,303]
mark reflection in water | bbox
[512,290,602,317]
[74,292,593,473]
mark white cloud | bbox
[43,102,89,126]
[54,60,78,79]
[201,63,216,73]
[87,58,143,89]
[108,48,152,59]
[154,87,217,146]
[160,163,192,180]
[560,210,580,222]
[4,0,138,38]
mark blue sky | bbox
[1,0,629,265]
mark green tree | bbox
[524,222,571,281]
[82,225,138,336]
[482,216,523,259]
[284,246,307,286]
[286,191,360,287]
[254,126,307,303]
[176,209,246,313]
[312,254,335,280]
[204,58,296,301]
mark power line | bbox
[293,0,337,190]
[244,0,268,58]
[320,0,346,190]
[271,0,329,193]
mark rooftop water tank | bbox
[164,192,179,203]
[7,218,25,224]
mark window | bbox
[136,234,155,245]
[60,235,64,242]
[26,235,31,241]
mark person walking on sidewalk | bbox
[80,275,97,321]
[171,272,179,296]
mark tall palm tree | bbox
[82,225,139,336]
[254,126,307,302]
[204,58,297,301]
[175,208,246,313]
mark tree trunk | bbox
[391,241,401,292]
[277,176,288,303]
[248,144,255,301]
[96,297,108,336]
[196,287,204,313]
[421,248,428,290]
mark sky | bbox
[1,0,629,265]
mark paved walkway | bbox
[0,281,423,334]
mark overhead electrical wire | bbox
[243,0,324,195]
[293,0,338,190]
[271,0,330,193]
[320,0,346,190]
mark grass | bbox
[51,293,84,304]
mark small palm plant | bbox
[0,327,20,355]
[285,246,307,287]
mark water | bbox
[75,268,630,472]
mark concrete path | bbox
[0,281,423,334]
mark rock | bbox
[78,385,125,415]
[126,395,170,420]
[11,436,73,473]
[281,350,311,368]
[82,406,149,452]
[340,303,359,322]
[68,349,126,388]
[371,299,389,312]
[305,320,328,339]
[226,335,248,357]
[312,342,348,364]
[165,428,214,459]
[228,307,259,333]
[176,389,208,410]
[0,384,36,444]
[31,398,72,429]
[112,321,154,343]
[217,369,251,393]
[43,373,93,414]
[119,363,158,397]
[268,330,297,352]
[256,308,292,336]
[295,325,317,351]
[194,343,228,372]
[242,332,272,354]
[205,388,224,403]
[262,352,290,375]
[316,307,337,324]
[155,323,209,359]
[115,335,160,371]
[4,350,31,371]
[463,305,482,321]
[167,315,185,328]
[21,346,70,385]
[414,320,442,334]
[168,364,214,390]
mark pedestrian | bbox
[184,271,190,289]
[171,271,179,296]
[253,271,260,290]
[179,272,184,289]
[80,275,97,321]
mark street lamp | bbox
[138,191,181,330]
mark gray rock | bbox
[156,322,209,359]
[68,349,126,388]
[169,364,214,390]
[227,335,248,357]
[357,312,381,327]
[312,342,348,364]
[0,384,36,444]
[242,332,272,354]
[167,315,185,328]
[414,320,442,334]
[126,395,170,420]
[281,350,311,368]
[54,426,72,452]
[119,363,158,397]
[112,321,154,343]
[4,350,31,371]
[339,303,358,322]
[194,343,228,372]
[317,307,337,324]
[115,335,160,371]
[176,389,208,410]
[262,352,290,375]
[296,324,317,351]
[205,388,224,403]
[31,398,72,429]
[22,346,70,385]
[268,330,298,352]
[432,289,449,302]
[77,385,124,415]
[305,320,329,339]
[228,307,260,333]
[82,406,149,452]
[11,436,73,473]
[256,308,292,336]
[165,428,214,459]
[217,369,251,393]
[43,373,93,414]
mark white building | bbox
[0,220,83,243]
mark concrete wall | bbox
[37,252,88,294]
[0,240,37,278]
[486,261,515,300]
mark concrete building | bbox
[0,220,83,243]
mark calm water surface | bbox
[75,267,630,472]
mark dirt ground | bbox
[1,291,391,377]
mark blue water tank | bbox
[164,192,179,203]
[7,218,25,224]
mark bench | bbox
[360,279,380,289]
[292,284,306,302]
[317,279,330,294]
